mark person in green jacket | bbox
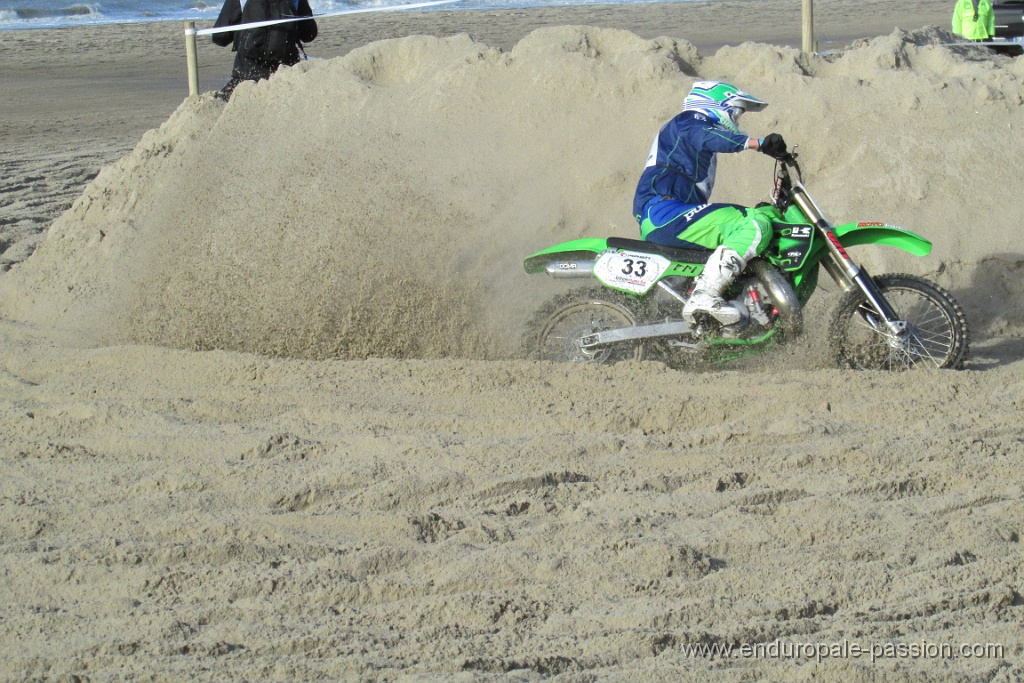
[952,0,995,41]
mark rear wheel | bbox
[525,287,646,363]
[830,274,969,370]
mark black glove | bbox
[759,133,787,160]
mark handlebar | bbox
[776,148,799,168]
[769,147,801,210]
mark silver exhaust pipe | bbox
[544,260,595,278]
[749,258,803,337]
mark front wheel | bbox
[524,287,646,363]
[830,273,969,370]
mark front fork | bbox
[792,186,907,337]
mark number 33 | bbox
[621,258,647,277]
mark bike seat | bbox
[606,237,712,264]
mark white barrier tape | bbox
[948,40,1021,45]
[195,0,462,36]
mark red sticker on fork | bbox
[824,231,850,260]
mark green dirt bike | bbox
[522,149,970,370]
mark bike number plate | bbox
[593,251,671,294]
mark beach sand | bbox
[2,1,1024,680]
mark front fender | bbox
[523,238,609,274]
[832,221,932,257]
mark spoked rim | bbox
[839,286,959,370]
[538,299,642,363]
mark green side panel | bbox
[523,238,609,274]
[767,221,815,272]
[832,222,932,257]
[664,261,705,278]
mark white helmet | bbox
[682,80,768,131]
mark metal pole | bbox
[185,21,199,98]
[802,0,814,54]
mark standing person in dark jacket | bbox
[212,0,317,100]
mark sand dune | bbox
[3,24,1024,358]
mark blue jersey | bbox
[633,111,750,219]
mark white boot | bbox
[682,246,745,325]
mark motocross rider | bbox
[633,80,788,325]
